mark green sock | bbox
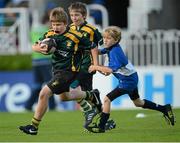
[31,117,41,128]
[77,99,92,113]
[85,91,92,100]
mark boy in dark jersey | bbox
[60,2,115,130]
[88,26,175,133]
[19,7,101,135]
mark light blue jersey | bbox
[100,43,138,91]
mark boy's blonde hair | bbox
[68,2,87,18]
[49,7,68,24]
[103,26,121,42]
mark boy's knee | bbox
[134,102,142,107]
[134,101,143,107]
[133,99,144,107]
[60,93,69,101]
[69,89,77,97]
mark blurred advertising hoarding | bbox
[0,71,75,112]
[0,66,180,112]
[94,66,180,109]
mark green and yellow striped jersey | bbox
[70,21,103,72]
[39,27,96,72]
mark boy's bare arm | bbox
[91,47,99,65]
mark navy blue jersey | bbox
[100,43,138,91]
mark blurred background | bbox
[0,0,180,112]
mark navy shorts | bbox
[107,87,140,101]
[47,70,78,94]
[70,72,93,91]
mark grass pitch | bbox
[0,109,180,142]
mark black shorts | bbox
[107,87,140,101]
[47,70,78,94]
[70,72,93,91]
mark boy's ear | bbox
[115,40,119,43]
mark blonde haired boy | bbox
[88,26,175,133]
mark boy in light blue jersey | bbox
[88,26,175,133]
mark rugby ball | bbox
[40,38,57,54]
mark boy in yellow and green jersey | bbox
[60,2,116,130]
[19,7,102,135]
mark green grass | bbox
[0,109,180,142]
[0,54,31,71]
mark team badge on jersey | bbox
[83,32,88,37]
[66,40,73,49]
[51,80,59,87]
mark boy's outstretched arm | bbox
[89,65,112,75]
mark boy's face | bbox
[103,32,117,48]
[51,22,67,34]
[69,10,85,26]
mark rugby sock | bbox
[77,99,92,112]
[143,99,165,113]
[85,91,92,100]
[31,117,41,129]
[99,112,110,130]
